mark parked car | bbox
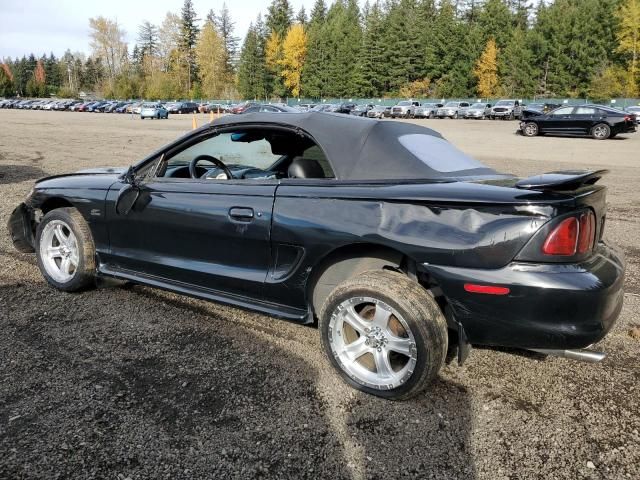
[463,103,493,119]
[391,100,421,118]
[312,104,338,113]
[8,112,625,400]
[115,102,133,113]
[524,103,561,114]
[228,102,260,114]
[241,104,299,113]
[140,103,169,119]
[333,102,357,114]
[350,104,374,117]
[491,99,523,120]
[367,105,388,119]
[298,103,317,111]
[520,104,637,139]
[414,103,443,119]
[625,106,640,124]
[165,102,198,114]
[436,101,471,119]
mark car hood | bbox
[34,166,127,190]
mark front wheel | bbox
[319,270,448,400]
[591,123,611,140]
[36,207,96,292]
[522,122,539,137]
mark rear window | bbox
[397,101,411,106]
[398,134,487,173]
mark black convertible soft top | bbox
[212,112,500,181]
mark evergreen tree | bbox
[237,18,267,99]
[477,0,514,50]
[296,6,308,25]
[500,27,537,97]
[266,0,294,37]
[138,21,159,57]
[301,0,329,98]
[360,1,386,97]
[180,0,199,92]
[209,3,240,77]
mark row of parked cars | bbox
[0,98,233,116]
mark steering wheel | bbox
[189,154,234,179]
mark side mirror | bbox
[116,166,141,215]
[115,184,141,215]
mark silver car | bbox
[414,103,443,119]
[463,103,492,119]
[140,103,169,119]
[436,101,471,119]
[490,100,523,120]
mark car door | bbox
[573,106,598,134]
[542,106,576,133]
[103,130,280,300]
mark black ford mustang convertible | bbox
[9,113,625,400]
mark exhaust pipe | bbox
[530,348,606,363]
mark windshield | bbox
[626,106,640,112]
[470,103,486,109]
[397,101,411,106]
[444,102,459,107]
[142,103,157,108]
[496,100,514,106]
[398,134,487,173]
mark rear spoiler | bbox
[515,170,609,191]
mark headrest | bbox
[288,157,326,179]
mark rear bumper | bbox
[424,243,625,350]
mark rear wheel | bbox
[319,270,448,400]
[36,207,96,292]
[591,123,611,140]
[522,122,539,137]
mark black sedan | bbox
[520,104,637,139]
[241,104,299,113]
[8,113,625,400]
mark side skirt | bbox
[98,264,311,323]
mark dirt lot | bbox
[0,110,638,479]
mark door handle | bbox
[229,207,254,221]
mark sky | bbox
[0,0,317,60]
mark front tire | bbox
[319,270,448,400]
[36,207,96,292]
[522,122,539,137]
[591,123,611,140]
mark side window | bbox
[551,107,574,116]
[162,133,281,178]
[301,145,335,178]
[575,107,596,115]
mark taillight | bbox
[542,211,595,256]
[577,211,596,253]
[542,217,578,255]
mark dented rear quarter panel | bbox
[268,181,578,310]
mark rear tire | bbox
[35,207,96,292]
[319,270,448,400]
[591,123,611,140]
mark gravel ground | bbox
[0,110,638,480]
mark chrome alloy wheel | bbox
[593,125,608,139]
[328,296,418,390]
[524,123,538,136]
[39,220,79,283]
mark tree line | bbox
[1,0,639,101]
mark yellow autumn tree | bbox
[195,21,227,98]
[616,0,640,96]
[278,24,307,98]
[265,31,283,75]
[474,38,500,98]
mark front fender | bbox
[7,203,35,253]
